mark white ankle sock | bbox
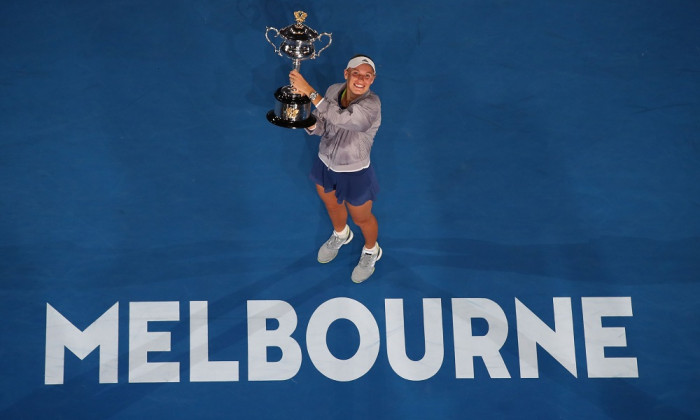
[334,225,349,238]
[363,243,379,255]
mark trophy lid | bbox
[279,11,319,41]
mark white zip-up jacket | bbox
[306,83,381,172]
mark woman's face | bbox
[344,63,376,96]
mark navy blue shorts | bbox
[310,156,379,206]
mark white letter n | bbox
[515,298,577,378]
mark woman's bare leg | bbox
[316,184,348,232]
[346,200,378,249]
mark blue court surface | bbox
[1,1,699,419]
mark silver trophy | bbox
[265,11,332,129]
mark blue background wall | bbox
[1,0,699,418]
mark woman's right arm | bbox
[305,114,326,136]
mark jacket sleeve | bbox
[314,95,380,132]
[305,112,326,136]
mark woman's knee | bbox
[353,215,376,227]
[348,204,375,226]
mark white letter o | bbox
[306,298,380,382]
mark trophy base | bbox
[266,86,316,129]
[267,110,317,129]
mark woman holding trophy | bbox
[288,55,382,283]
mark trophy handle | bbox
[265,27,282,56]
[314,32,333,58]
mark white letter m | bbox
[45,303,119,385]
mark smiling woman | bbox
[288,55,383,284]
